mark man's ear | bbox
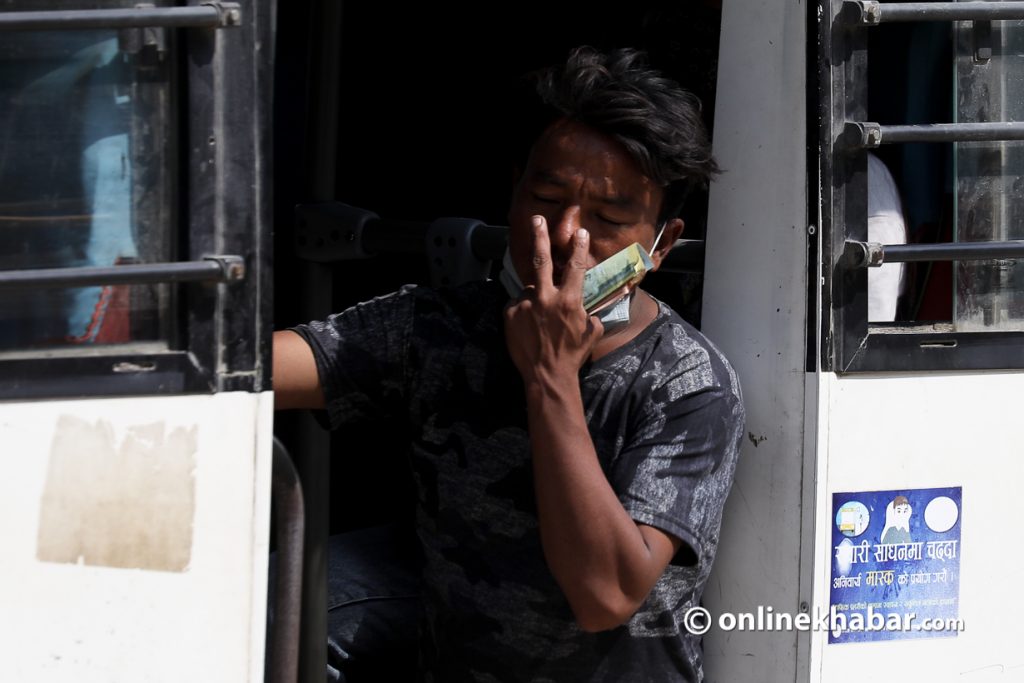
[649,217,684,272]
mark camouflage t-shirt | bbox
[294,280,743,683]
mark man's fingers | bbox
[531,215,553,287]
[562,228,589,297]
[587,311,605,340]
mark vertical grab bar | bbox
[269,438,305,683]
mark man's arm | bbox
[526,376,682,632]
[504,218,682,632]
[272,329,325,410]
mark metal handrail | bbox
[844,240,1024,268]
[843,121,1024,148]
[0,256,245,289]
[268,438,305,683]
[294,203,707,273]
[845,1,1024,24]
[0,3,241,31]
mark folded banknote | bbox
[582,242,654,313]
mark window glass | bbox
[866,19,955,325]
[955,19,1024,331]
[0,27,174,351]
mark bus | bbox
[1,0,1021,681]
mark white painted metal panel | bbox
[810,372,1024,682]
[700,0,810,680]
[0,392,273,682]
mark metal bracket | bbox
[203,254,246,281]
[842,240,884,269]
[425,218,492,287]
[973,19,992,63]
[202,2,243,28]
[118,4,167,58]
[856,1,882,24]
[841,121,882,149]
[294,203,379,262]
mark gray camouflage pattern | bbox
[295,280,743,682]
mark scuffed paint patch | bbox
[36,416,197,572]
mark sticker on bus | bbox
[830,486,962,643]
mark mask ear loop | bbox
[649,222,668,260]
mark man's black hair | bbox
[517,46,720,224]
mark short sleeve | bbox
[613,326,744,569]
[290,285,416,430]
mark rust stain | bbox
[36,416,197,572]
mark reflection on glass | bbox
[955,17,1024,331]
[0,27,174,351]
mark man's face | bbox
[894,503,911,524]
[508,119,671,287]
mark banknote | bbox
[582,242,654,313]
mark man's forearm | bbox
[525,374,673,632]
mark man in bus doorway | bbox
[274,46,744,682]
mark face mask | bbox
[499,223,667,331]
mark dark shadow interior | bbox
[272,1,724,534]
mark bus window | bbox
[0,25,175,352]
[0,1,270,401]
[822,1,1024,371]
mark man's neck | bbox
[590,289,659,361]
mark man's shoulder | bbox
[294,279,504,358]
[399,279,506,337]
[407,279,505,311]
[612,299,741,400]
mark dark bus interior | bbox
[270,0,724,537]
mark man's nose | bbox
[549,206,582,257]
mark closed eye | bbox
[531,193,559,204]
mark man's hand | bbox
[503,216,604,385]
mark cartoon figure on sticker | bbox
[880,495,913,544]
